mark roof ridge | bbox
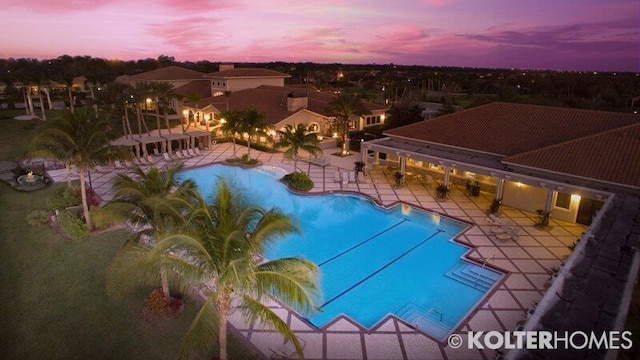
[505,121,640,160]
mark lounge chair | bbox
[163,152,173,161]
[495,226,520,242]
[114,160,125,169]
[93,164,107,173]
[342,172,349,186]
[181,150,192,158]
[334,171,341,183]
[187,148,198,157]
[135,157,148,166]
[145,155,155,164]
[174,150,185,159]
[349,171,356,183]
[124,160,134,168]
[194,148,202,156]
[425,175,434,185]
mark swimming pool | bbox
[180,164,503,340]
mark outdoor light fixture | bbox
[516,182,523,188]
[332,132,338,138]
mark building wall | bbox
[274,110,330,135]
[551,192,580,223]
[502,181,547,213]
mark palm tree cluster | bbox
[328,93,368,154]
[30,109,127,229]
[219,106,268,160]
[101,166,320,360]
[274,123,322,172]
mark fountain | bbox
[16,171,47,190]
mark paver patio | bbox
[48,143,586,360]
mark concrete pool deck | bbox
[48,143,586,360]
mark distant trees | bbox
[385,100,423,129]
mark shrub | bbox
[282,172,314,192]
[226,154,260,166]
[86,187,101,207]
[46,186,81,211]
[26,210,50,227]
[57,209,89,239]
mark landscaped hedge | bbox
[282,172,314,192]
[46,186,81,211]
[226,154,260,166]
[57,209,89,239]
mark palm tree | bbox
[328,93,367,154]
[240,106,268,159]
[220,110,243,158]
[117,181,319,360]
[152,82,176,135]
[101,164,198,299]
[30,109,126,229]
[275,123,321,172]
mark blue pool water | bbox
[180,164,503,340]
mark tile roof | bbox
[173,80,211,98]
[205,68,290,79]
[504,123,640,188]
[384,102,639,156]
[192,85,386,126]
[128,66,206,81]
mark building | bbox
[362,102,640,225]
[205,64,290,96]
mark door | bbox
[576,198,604,226]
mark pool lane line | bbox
[317,219,410,267]
[317,228,445,310]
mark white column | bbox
[374,151,380,165]
[544,189,554,213]
[495,178,505,200]
[444,166,450,187]
[400,157,406,174]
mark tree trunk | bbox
[26,88,35,116]
[164,110,171,134]
[218,300,229,360]
[79,166,93,230]
[155,97,162,136]
[232,137,237,158]
[124,107,134,138]
[68,86,75,113]
[247,135,251,158]
[23,88,30,115]
[38,91,46,121]
[160,268,170,299]
[136,106,143,137]
[44,88,52,109]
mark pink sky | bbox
[0,0,638,72]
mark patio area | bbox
[48,143,586,360]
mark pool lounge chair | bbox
[194,148,202,156]
[114,160,125,169]
[174,150,185,159]
[93,164,107,173]
[187,148,198,157]
[163,152,173,161]
[495,226,520,242]
[123,160,134,168]
[145,155,155,164]
[334,171,341,183]
[349,171,356,183]
[181,150,192,158]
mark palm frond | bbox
[180,296,220,360]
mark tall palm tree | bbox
[328,93,367,154]
[240,106,268,159]
[30,109,126,229]
[101,164,198,299]
[131,82,154,136]
[152,82,176,135]
[275,123,321,172]
[220,110,243,158]
[168,181,320,360]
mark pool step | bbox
[445,262,501,292]
[395,303,455,340]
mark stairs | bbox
[395,303,455,340]
[445,262,502,292]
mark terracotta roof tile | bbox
[173,80,211,98]
[504,123,640,188]
[385,102,639,156]
[128,66,206,81]
[205,68,290,79]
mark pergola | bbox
[135,134,167,157]
[160,132,190,153]
[184,129,212,150]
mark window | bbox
[555,192,571,209]
[365,115,381,126]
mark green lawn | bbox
[0,181,259,358]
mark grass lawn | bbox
[0,181,260,360]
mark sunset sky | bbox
[0,0,638,72]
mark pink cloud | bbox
[3,0,121,12]
[157,0,238,13]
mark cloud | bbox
[145,16,233,58]
[3,0,121,12]
[157,0,239,14]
